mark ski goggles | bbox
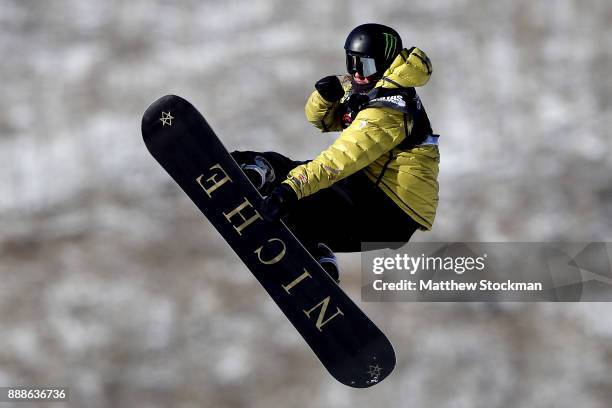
[346,53,378,78]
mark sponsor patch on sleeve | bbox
[322,164,341,180]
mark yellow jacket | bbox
[283,47,439,230]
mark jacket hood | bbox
[375,47,432,89]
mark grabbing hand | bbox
[260,184,298,221]
[315,76,345,102]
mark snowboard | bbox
[141,95,395,387]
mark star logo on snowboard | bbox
[159,111,174,126]
[367,364,382,383]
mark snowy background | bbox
[1,0,612,407]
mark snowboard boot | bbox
[313,242,340,283]
[240,155,276,193]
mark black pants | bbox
[231,151,421,253]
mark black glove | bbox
[315,76,345,102]
[260,184,298,221]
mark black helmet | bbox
[344,23,402,78]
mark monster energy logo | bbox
[383,33,397,60]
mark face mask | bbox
[349,75,377,94]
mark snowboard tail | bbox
[141,95,395,387]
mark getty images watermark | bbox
[361,242,612,302]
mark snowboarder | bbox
[232,23,440,282]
